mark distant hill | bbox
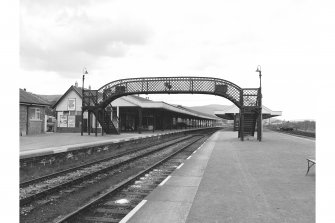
[187,104,232,116]
[37,95,62,106]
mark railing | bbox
[242,88,259,107]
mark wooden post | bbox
[81,110,84,136]
[233,114,237,131]
[26,105,30,135]
[240,108,244,141]
[138,107,142,134]
[162,111,165,131]
[239,89,244,141]
[88,111,91,135]
[153,110,156,132]
[101,109,104,136]
[95,110,98,137]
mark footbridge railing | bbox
[84,76,259,109]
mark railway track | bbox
[20,134,191,187]
[20,135,194,206]
[54,133,210,223]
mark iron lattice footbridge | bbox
[82,76,262,141]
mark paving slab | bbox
[124,130,315,223]
[186,131,315,223]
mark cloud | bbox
[20,1,152,77]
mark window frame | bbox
[30,107,41,120]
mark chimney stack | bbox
[89,85,91,90]
[75,81,78,87]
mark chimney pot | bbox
[75,81,78,87]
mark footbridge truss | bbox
[82,76,262,141]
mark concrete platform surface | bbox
[125,130,315,223]
[19,128,204,157]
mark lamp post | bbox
[256,65,262,141]
[81,67,88,136]
[256,65,262,89]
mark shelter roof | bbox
[214,104,282,120]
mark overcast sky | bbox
[18,0,334,120]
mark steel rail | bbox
[54,133,210,223]
[20,135,198,206]
[20,135,192,188]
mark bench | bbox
[306,158,315,175]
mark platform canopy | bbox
[214,105,282,120]
[113,95,221,121]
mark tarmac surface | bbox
[125,130,315,223]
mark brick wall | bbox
[20,105,47,135]
[29,120,43,135]
[20,105,28,136]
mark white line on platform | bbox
[176,163,184,169]
[53,147,69,153]
[193,150,197,154]
[187,156,192,160]
[119,199,147,223]
[159,175,171,186]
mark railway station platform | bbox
[20,128,213,158]
[125,130,315,223]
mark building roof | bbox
[52,85,84,109]
[20,89,50,106]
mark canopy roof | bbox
[113,95,220,120]
[214,105,282,120]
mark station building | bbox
[20,89,50,136]
[52,83,221,134]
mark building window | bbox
[68,98,76,111]
[69,111,76,116]
[31,108,41,120]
